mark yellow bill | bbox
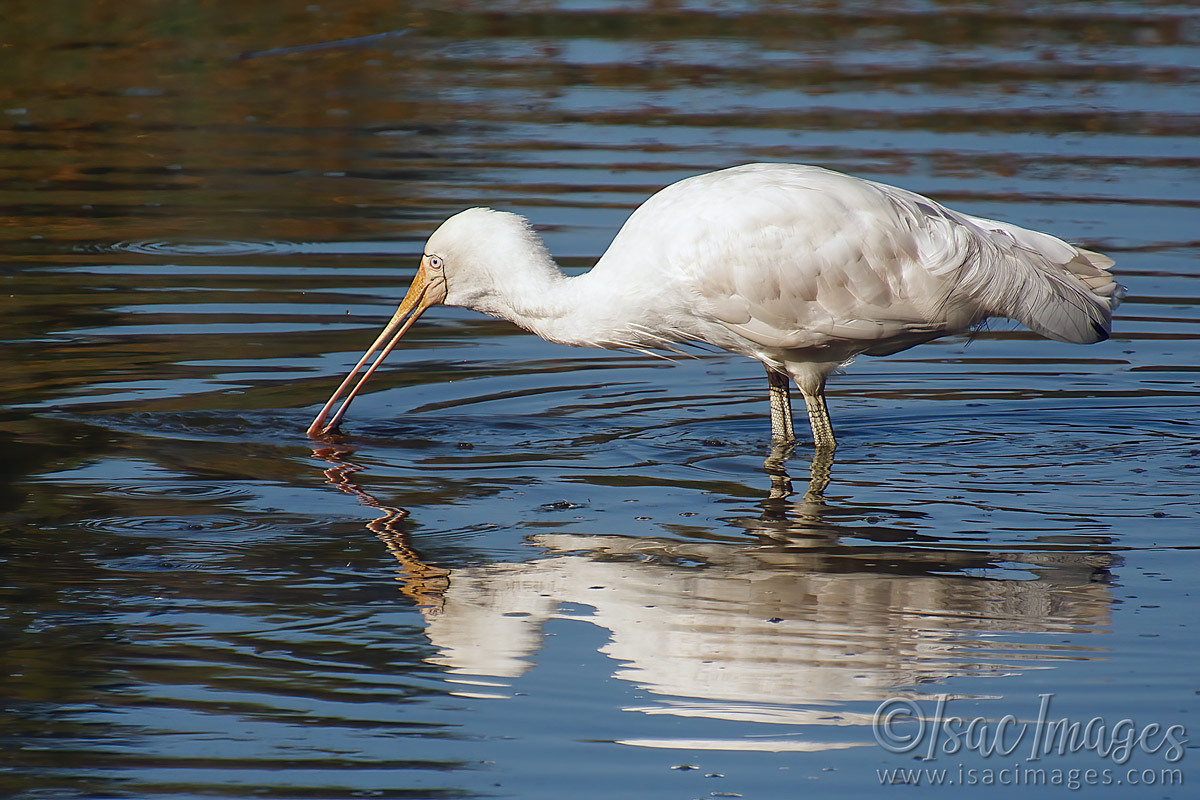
[307,258,447,438]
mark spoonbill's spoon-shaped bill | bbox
[306,257,447,437]
[307,164,1123,447]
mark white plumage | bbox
[307,164,1124,450]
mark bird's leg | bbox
[800,390,835,500]
[802,390,837,451]
[764,368,797,495]
[766,368,796,446]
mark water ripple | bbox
[76,238,307,257]
[79,515,274,536]
[100,483,254,502]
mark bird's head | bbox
[306,207,545,438]
[425,208,553,311]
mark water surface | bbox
[2,2,1198,797]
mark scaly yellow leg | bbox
[766,368,795,446]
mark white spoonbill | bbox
[307,163,1123,449]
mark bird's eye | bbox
[426,254,443,271]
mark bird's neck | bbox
[465,254,657,350]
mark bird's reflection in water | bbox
[312,447,1115,747]
[313,445,450,610]
[765,441,833,501]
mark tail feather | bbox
[959,215,1124,344]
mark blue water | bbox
[2,1,1198,797]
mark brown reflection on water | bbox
[5,0,1194,251]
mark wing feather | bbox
[593,164,1122,361]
